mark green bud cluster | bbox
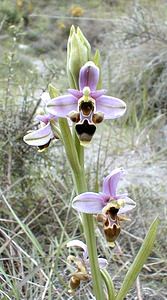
[67,26,91,89]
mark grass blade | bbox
[116,217,159,300]
[0,190,44,257]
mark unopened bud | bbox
[67,26,91,89]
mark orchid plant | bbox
[24,26,158,300]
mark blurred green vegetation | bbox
[0,0,166,299]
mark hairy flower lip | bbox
[75,119,96,143]
[104,222,121,243]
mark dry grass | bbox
[0,0,167,299]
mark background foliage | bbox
[0,0,166,299]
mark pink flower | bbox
[23,93,58,151]
[72,168,136,245]
[67,239,108,292]
[46,61,126,143]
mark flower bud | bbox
[67,26,91,89]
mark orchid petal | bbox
[98,258,108,269]
[68,89,83,99]
[103,168,124,197]
[116,193,128,199]
[79,61,99,91]
[23,123,53,146]
[46,95,78,117]
[35,114,53,124]
[72,192,105,214]
[85,257,108,271]
[90,89,107,99]
[67,240,88,258]
[118,197,136,214]
[96,95,126,119]
[41,91,50,105]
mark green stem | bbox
[82,213,106,300]
[59,118,105,300]
[72,126,84,168]
[58,118,80,175]
[101,269,116,300]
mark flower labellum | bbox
[75,119,96,144]
[72,168,136,245]
[46,61,126,145]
